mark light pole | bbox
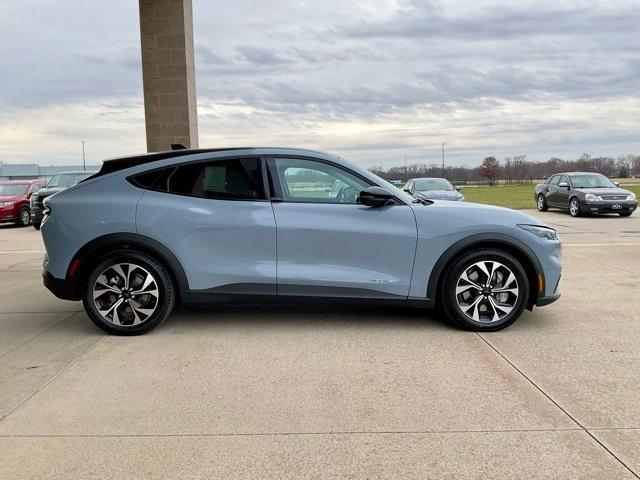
[441,143,445,178]
[404,154,407,181]
[81,141,86,171]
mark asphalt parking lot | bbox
[0,210,639,479]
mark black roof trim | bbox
[83,148,252,182]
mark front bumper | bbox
[0,205,19,222]
[581,201,637,214]
[536,292,561,306]
[30,208,44,225]
[42,270,80,301]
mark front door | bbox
[268,157,417,300]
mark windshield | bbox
[414,178,454,191]
[571,174,616,189]
[47,173,91,188]
[0,184,29,196]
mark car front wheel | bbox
[569,198,582,217]
[537,194,548,212]
[441,249,529,331]
[16,207,31,227]
[82,251,175,335]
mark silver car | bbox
[41,147,562,335]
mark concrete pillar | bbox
[139,0,199,151]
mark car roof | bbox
[0,179,45,184]
[91,147,339,178]
[554,172,604,176]
[410,177,450,181]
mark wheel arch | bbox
[69,233,190,304]
[427,233,544,310]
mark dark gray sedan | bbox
[403,177,464,201]
[534,172,637,217]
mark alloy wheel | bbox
[455,260,519,323]
[570,199,579,216]
[92,263,160,326]
[537,196,545,211]
[20,209,30,225]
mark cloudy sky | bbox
[1,0,639,168]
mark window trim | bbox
[266,155,402,206]
[127,156,270,202]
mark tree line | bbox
[370,154,640,183]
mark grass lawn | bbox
[459,184,640,210]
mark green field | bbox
[459,184,640,210]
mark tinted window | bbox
[134,158,264,200]
[549,175,560,186]
[274,158,370,204]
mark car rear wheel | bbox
[537,194,548,212]
[16,207,31,227]
[441,249,529,331]
[569,198,582,217]
[82,251,175,335]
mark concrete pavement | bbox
[0,210,639,479]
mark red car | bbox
[0,179,46,226]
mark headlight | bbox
[0,201,15,207]
[584,194,601,202]
[628,193,637,201]
[518,224,559,241]
[42,197,52,215]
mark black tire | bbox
[15,207,31,227]
[536,194,548,212]
[619,211,632,217]
[82,251,175,335]
[441,249,529,331]
[32,222,41,230]
[569,197,582,217]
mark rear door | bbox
[135,157,277,297]
[267,156,418,300]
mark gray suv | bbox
[41,148,562,335]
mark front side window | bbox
[132,158,265,200]
[548,175,561,186]
[273,158,370,204]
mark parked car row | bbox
[0,171,94,228]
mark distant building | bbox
[0,164,100,181]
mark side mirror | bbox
[403,188,411,194]
[558,182,569,189]
[358,186,394,207]
[614,181,620,186]
[455,187,461,192]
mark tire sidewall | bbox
[18,207,31,226]
[537,194,547,211]
[569,198,581,217]
[82,251,175,335]
[442,249,529,331]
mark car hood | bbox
[573,187,632,196]
[36,187,65,198]
[411,199,549,231]
[414,190,463,200]
[0,195,23,202]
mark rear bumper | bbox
[42,270,80,301]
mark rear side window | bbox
[131,158,265,201]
